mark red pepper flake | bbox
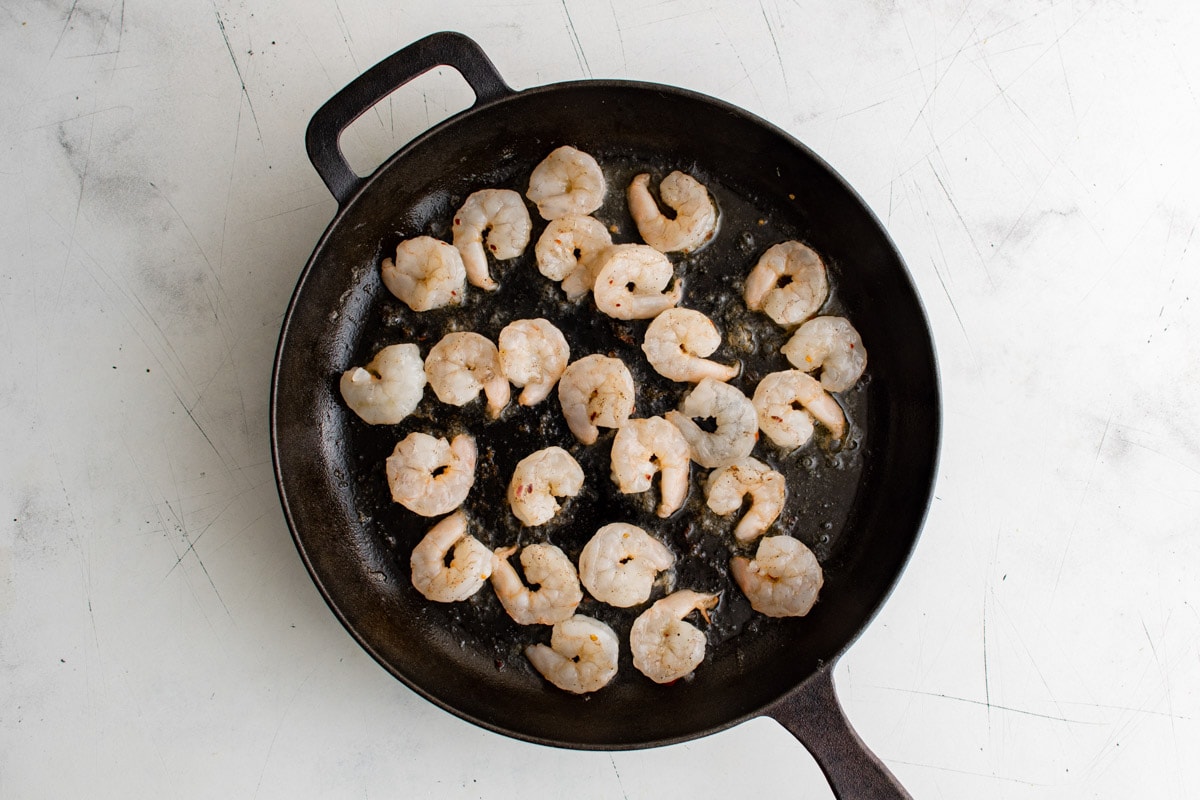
[454,218,461,225]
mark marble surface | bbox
[3,1,1198,797]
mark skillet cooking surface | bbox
[273,81,938,747]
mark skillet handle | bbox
[766,663,912,799]
[305,31,513,207]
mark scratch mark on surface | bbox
[609,0,627,75]
[49,0,82,60]
[1052,411,1113,600]
[560,0,593,78]
[149,181,228,314]
[928,158,990,282]
[759,0,791,104]
[212,6,264,143]
[608,755,630,799]
[882,687,1103,725]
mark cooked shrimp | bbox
[627,171,718,253]
[781,316,867,392]
[490,543,583,625]
[409,511,493,602]
[591,244,683,320]
[498,318,570,406]
[385,432,476,517]
[452,188,532,291]
[425,332,510,419]
[557,354,636,445]
[610,417,691,518]
[705,457,786,543]
[578,523,675,608]
[507,446,584,527]
[339,343,426,425]
[525,615,619,694]
[526,146,607,220]
[665,378,758,469]
[753,369,846,448]
[534,215,613,300]
[381,236,467,311]
[744,241,829,327]
[731,535,823,617]
[642,307,738,383]
[630,590,719,684]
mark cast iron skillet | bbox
[272,32,939,799]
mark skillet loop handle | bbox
[766,663,912,799]
[305,31,513,207]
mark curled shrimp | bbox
[525,614,620,694]
[744,241,829,327]
[591,244,682,320]
[642,307,739,383]
[498,318,570,406]
[630,590,719,684]
[627,171,718,253]
[425,331,510,419]
[557,354,636,445]
[752,369,846,448]
[781,316,867,392]
[507,446,584,527]
[526,146,607,220]
[490,543,583,625]
[451,188,532,291]
[731,535,823,618]
[380,236,467,311]
[385,432,476,517]
[339,343,426,425]
[610,417,691,518]
[409,511,493,602]
[705,457,786,543]
[578,522,675,608]
[534,215,613,300]
[665,378,758,469]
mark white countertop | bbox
[3,1,1198,797]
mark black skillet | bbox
[272,32,939,799]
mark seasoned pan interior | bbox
[272,83,938,748]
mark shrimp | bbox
[731,535,823,618]
[610,417,691,518]
[642,307,739,383]
[578,523,675,608]
[497,318,570,406]
[385,432,476,517]
[534,215,613,300]
[629,590,719,684]
[744,241,829,328]
[526,146,607,220]
[490,543,583,625]
[339,343,426,425]
[451,188,532,291]
[665,378,758,469]
[705,457,786,543]
[781,316,867,392]
[591,244,682,320]
[507,446,585,527]
[409,511,493,602]
[752,370,846,448]
[627,171,718,254]
[557,354,636,445]
[425,331,510,419]
[525,615,619,694]
[380,236,467,312]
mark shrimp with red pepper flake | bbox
[381,236,467,311]
[451,188,532,290]
[507,446,584,526]
[591,244,682,320]
[557,354,636,445]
